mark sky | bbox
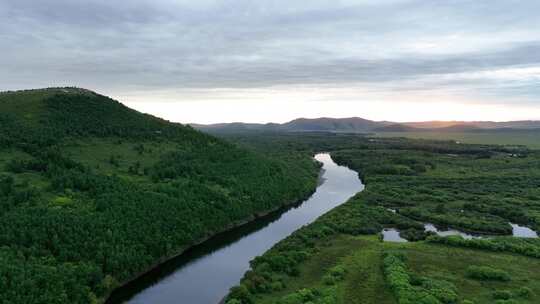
[1,0,539,123]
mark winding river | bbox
[107,153,364,304]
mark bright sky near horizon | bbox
[1,0,540,123]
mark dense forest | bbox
[0,88,320,303]
[223,132,540,304]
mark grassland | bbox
[250,235,540,304]
[376,130,540,149]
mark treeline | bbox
[219,132,527,159]
[427,235,540,259]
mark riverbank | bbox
[102,185,319,304]
[101,157,324,303]
[107,153,363,304]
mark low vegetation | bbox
[427,235,540,259]
[222,132,540,304]
[383,251,458,304]
[465,266,511,282]
[375,130,540,149]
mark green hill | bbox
[0,88,207,145]
[0,88,319,304]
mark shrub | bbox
[270,281,285,291]
[382,252,459,303]
[466,266,510,282]
[399,228,433,241]
[492,290,512,300]
[277,288,317,304]
[323,265,347,285]
[322,274,337,285]
[228,285,252,304]
[515,286,533,298]
[426,235,540,259]
[420,278,458,304]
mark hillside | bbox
[0,88,319,304]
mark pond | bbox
[382,222,539,243]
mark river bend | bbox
[107,153,364,304]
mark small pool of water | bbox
[511,223,539,238]
[382,222,540,243]
[382,228,408,242]
[424,223,478,240]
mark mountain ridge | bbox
[192,117,540,133]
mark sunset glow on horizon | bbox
[118,84,540,124]
[123,97,540,125]
[2,0,540,123]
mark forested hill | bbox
[0,88,319,303]
[0,87,209,146]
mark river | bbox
[106,153,364,304]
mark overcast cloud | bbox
[1,0,539,122]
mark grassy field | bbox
[250,235,540,304]
[375,131,540,149]
[251,236,395,304]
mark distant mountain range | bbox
[191,117,540,133]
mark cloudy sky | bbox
[1,0,539,123]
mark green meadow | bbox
[375,131,540,149]
[248,235,540,304]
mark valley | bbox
[4,2,540,304]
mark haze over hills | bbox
[192,117,540,133]
[190,117,392,133]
